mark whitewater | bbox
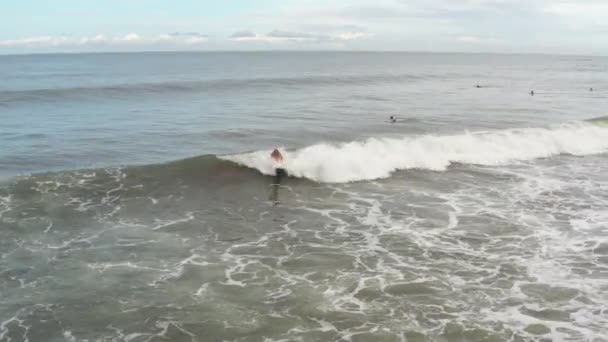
[225,121,608,183]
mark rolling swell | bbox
[1,155,267,202]
[126,154,265,184]
[0,73,427,105]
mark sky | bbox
[1,0,608,55]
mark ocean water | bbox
[1,52,607,341]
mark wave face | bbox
[224,122,608,183]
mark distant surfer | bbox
[590,87,593,92]
[530,90,534,96]
[475,84,481,88]
[270,148,286,204]
[389,115,397,123]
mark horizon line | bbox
[0,49,605,58]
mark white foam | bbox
[223,122,608,183]
[63,330,77,342]
[0,194,13,218]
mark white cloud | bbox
[229,31,257,39]
[229,31,284,42]
[456,35,501,45]
[0,36,70,47]
[121,33,141,42]
[233,0,606,54]
[268,30,319,41]
[228,30,370,43]
[2,1,608,54]
[543,1,608,32]
[332,32,371,41]
[184,36,207,44]
[457,35,482,43]
[158,32,208,45]
[0,33,208,49]
[545,2,608,17]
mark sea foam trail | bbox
[223,122,608,183]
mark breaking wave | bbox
[224,121,608,183]
[5,119,608,187]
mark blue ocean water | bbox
[1,52,608,341]
[2,52,606,177]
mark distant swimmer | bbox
[389,115,397,123]
[270,148,286,204]
[590,87,594,92]
[530,90,534,96]
[475,84,482,88]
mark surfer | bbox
[389,115,397,123]
[530,90,534,96]
[270,148,286,204]
[271,148,286,184]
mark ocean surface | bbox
[1,51,608,341]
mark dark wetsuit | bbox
[274,167,287,185]
[270,151,286,203]
[270,164,286,204]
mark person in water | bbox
[270,148,286,203]
[271,148,286,182]
[389,115,397,123]
[530,90,534,96]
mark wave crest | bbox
[223,122,608,183]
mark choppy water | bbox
[1,52,608,341]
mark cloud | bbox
[0,36,70,47]
[2,1,607,54]
[542,1,608,32]
[165,32,208,44]
[333,32,370,41]
[243,0,604,53]
[0,33,208,49]
[230,31,257,39]
[228,29,371,43]
[267,30,319,40]
[168,32,207,38]
[545,1,608,17]
[455,35,502,45]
